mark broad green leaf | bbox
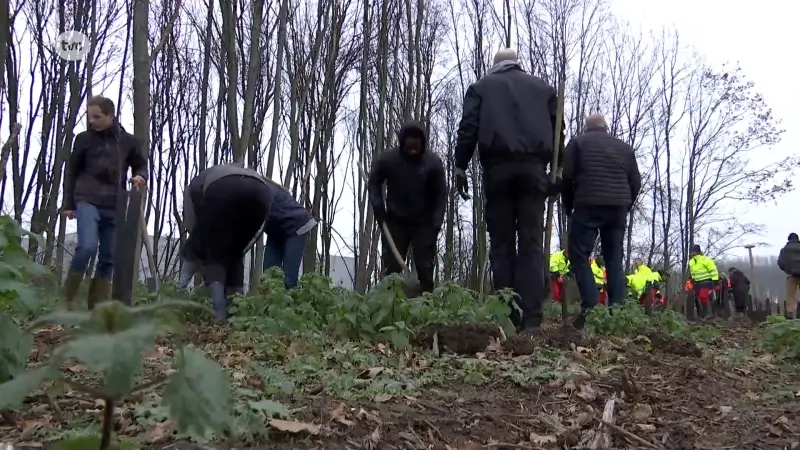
[163,347,233,437]
[0,261,23,279]
[249,399,290,418]
[0,365,55,409]
[56,435,102,450]
[132,299,214,316]
[1,279,40,311]
[56,323,159,397]
[29,310,93,329]
[0,314,33,380]
[390,329,409,349]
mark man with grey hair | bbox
[561,113,641,329]
[453,48,563,332]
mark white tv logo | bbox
[55,31,90,61]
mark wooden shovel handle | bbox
[381,222,409,271]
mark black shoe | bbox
[572,314,586,330]
[520,316,541,333]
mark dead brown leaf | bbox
[576,384,598,402]
[145,420,173,443]
[530,432,557,445]
[358,367,387,379]
[268,419,321,435]
[330,403,354,426]
[374,393,393,403]
[631,403,653,422]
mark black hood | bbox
[397,120,427,155]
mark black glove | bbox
[547,177,563,197]
[372,203,387,224]
[454,168,469,196]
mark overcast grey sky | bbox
[614,0,798,257]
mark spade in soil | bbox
[380,221,423,298]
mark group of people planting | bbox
[59,47,800,329]
[548,246,759,318]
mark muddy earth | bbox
[3,319,799,450]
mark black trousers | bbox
[188,175,272,289]
[382,220,437,293]
[732,287,748,312]
[568,206,627,313]
[483,160,548,326]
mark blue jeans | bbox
[263,233,307,289]
[568,206,627,314]
[69,202,116,279]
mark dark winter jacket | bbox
[729,269,751,295]
[560,127,641,214]
[263,186,316,239]
[367,121,447,229]
[63,123,148,210]
[454,61,564,171]
[183,164,270,231]
[778,239,800,278]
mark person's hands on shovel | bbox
[130,175,146,191]
[372,201,387,225]
[454,168,470,200]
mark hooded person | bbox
[60,95,148,309]
[182,163,273,320]
[453,48,564,332]
[367,120,447,294]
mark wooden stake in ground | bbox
[544,78,566,322]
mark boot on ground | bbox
[87,278,112,310]
[62,269,85,310]
[208,282,228,321]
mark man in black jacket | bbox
[60,95,148,310]
[453,48,562,332]
[367,120,446,294]
[727,267,751,313]
[561,114,641,329]
[778,233,800,319]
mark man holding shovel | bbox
[453,48,563,332]
[367,120,447,295]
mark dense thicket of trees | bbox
[0,0,796,293]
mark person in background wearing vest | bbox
[549,248,570,302]
[590,256,607,305]
[687,244,719,318]
[60,95,148,309]
[182,163,273,320]
[778,233,800,319]
[262,183,317,290]
[633,259,663,306]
